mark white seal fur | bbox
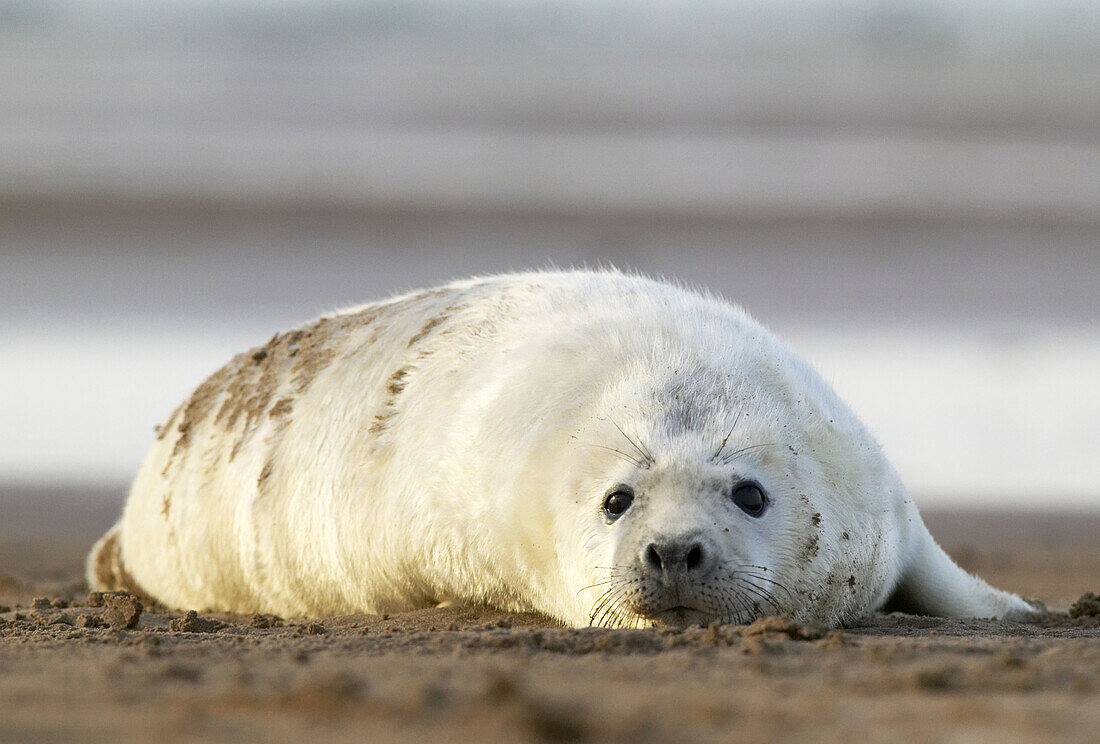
[88,271,1035,627]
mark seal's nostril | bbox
[685,543,703,571]
[645,544,663,571]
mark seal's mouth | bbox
[645,605,714,628]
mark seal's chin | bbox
[642,605,715,628]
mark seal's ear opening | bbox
[882,521,1038,621]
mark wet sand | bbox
[2,487,1098,743]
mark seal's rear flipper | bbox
[884,522,1039,620]
[87,523,126,591]
[86,523,149,600]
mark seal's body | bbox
[89,271,1034,626]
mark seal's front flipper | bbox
[884,522,1038,620]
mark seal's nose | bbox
[642,536,716,579]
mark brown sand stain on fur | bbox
[216,346,281,461]
[368,301,463,437]
[269,398,294,419]
[254,398,297,492]
[156,304,393,512]
[161,307,386,465]
[162,363,236,470]
[287,330,337,393]
[800,521,821,566]
[406,314,449,348]
[793,494,821,565]
[370,366,412,435]
[257,460,275,487]
[212,320,345,459]
[159,289,465,503]
[386,365,411,397]
[154,418,173,440]
[802,534,820,563]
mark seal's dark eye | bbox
[602,485,634,521]
[731,482,767,517]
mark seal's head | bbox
[560,304,1034,629]
[574,362,902,628]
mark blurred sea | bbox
[2,0,1098,507]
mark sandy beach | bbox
[1,486,1097,743]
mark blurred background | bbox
[2,0,1099,510]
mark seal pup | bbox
[88,270,1036,627]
